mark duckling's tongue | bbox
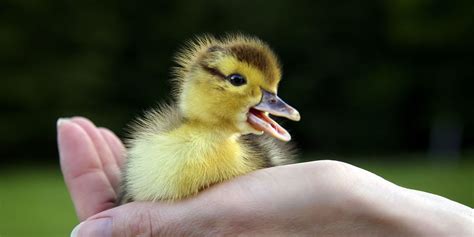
[247,108,291,141]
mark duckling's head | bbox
[173,34,300,141]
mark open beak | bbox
[247,90,300,142]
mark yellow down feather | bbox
[122,34,291,201]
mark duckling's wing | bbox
[240,134,297,167]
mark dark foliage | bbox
[1,0,472,164]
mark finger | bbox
[99,127,126,169]
[73,202,206,237]
[70,117,122,192]
[58,119,117,221]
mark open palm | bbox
[58,117,472,236]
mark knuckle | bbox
[130,210,154,236]
[114,205,160,237]
[312,160,353,176]
[307,160,357,191]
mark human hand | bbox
[58,117,473,237]
[58,117,125,221]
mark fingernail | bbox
[57,117,71,127]
[70,222,83,237]
[71,218,112,237]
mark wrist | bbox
[393,188,472,236]
[358,183,472,236]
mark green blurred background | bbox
[1,0,473,236]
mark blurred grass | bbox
[0,166,76,237]
[351,159,474,207]
[0,157,473,237]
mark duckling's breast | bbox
[125,126,259,201]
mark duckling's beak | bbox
[247,90,300,142]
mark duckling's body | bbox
[120,34,299,202]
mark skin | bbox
[58,117,473,237]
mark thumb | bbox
[69,201,213,237]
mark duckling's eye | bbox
[227,74,247,86]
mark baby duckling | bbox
[119,34,300,203]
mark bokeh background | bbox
[1,0,473,236]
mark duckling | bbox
[119,34,300,203]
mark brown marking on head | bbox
[200,62,226,79]
[207,45,225,53]
[229,44,280,84]
[196,45,228,80]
